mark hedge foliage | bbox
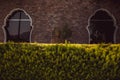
[0,43,120,80]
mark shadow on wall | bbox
[51,24,72,43]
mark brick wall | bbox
[0,0,120,43]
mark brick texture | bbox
[0,0,120,43]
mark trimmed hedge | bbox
[0,43,120,80]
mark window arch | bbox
[3,9,33,42]
[87,9,117,44]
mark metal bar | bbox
[18,12,22,40]
[91,20,113,21]
[9,19,30,21]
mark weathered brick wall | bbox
[0,0,120,43]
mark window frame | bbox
[86,8,118,44]
[2,8,33,42]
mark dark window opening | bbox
[88,10,116,44]
[4,9,32,42]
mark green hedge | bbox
[0,43,120,80]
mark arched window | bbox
[3,9,32,42]
[87,9,117,44]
